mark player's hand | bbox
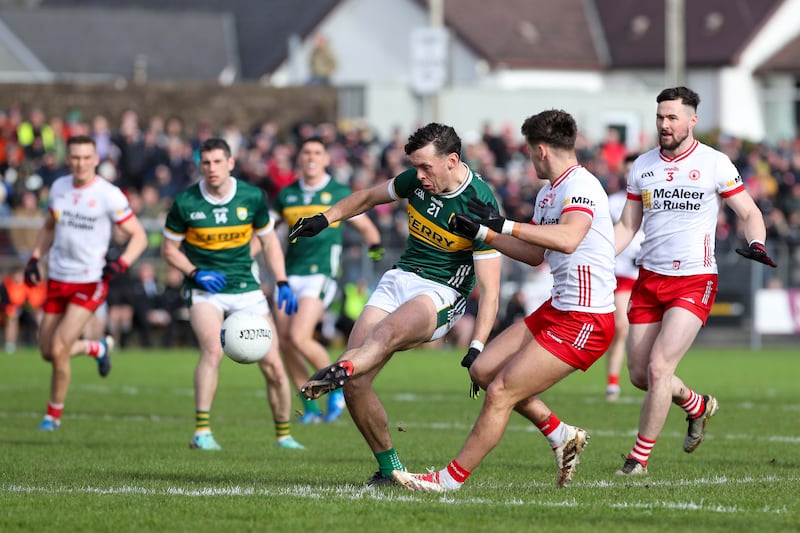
[467,197,507,233]
[368,244,384,262]
[735,242,777,268]
[288,213,329,242]
[191,269,227,294]
[102,257,128,282]
[276,281,298,315]
[448,213,481,239]
[460,346,482,399]
[24,257,41,288]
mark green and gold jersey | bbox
[163,178,270,294]
[390,165,499,298]
[275,176,351,277]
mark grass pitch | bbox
[1,345,798,532]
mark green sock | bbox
[195,410,211,433]
[299,393,321,414]
[275,420,291,440]
[375,448,404,478]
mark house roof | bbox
[42,0,340,79]
[758,34,800,74]
[28,0,800,79]
[594,0,784,68]
[436,0,605,69]
[0,6,237,81]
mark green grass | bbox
[1,345,798,532]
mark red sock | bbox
[535,412,561,437]
[46,402,64,420]
[608,374,620,386]
[445,459,471,484]
[86,340,101,358]
[629,433,656,466]
[678,389,704,419]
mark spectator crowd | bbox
[1,103,798,349]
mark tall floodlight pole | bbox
[665,0,686,87]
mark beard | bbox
[659,129,689,151]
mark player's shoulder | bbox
[468,170,497,202]
[326,179,352,194]
[49,175,72,193]
[233,177,262,195]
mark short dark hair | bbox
[300,136,326,150]
[199,137,232,158]
[520,110,577,150]
[404,123,461,157]
[66,134,95,148]
[656,86,700,110]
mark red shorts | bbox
[523,299,615,371]
[628,269,717,325]
[43,279,108,314]
[615,276,636,294]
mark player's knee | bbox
[628,368,648,390]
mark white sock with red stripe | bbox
[628,433,656,466]
[86,340,106,358]
[535,412,566,448]
[678,389,704,419]
[432,459,471,490]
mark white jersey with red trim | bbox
[626,140,744,276]
[47,175,134,283]
[608,190,643,280]
[532,165,616,313]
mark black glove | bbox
[735,242,776,268]
[288,213,329,241]
[448,213,481,239]
[102,258,128,282]
[460,346,482,399]
[24,257,41,288]
[368,244,384,262]
[467,197,506,233]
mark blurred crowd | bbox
[2,103,799,349]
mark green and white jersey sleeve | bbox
[389,166,500,299]
[276,176,353,277]
[163,178,272,294]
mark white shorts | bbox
[366,268,466,341]
[286,274,338,309]
[189,289,269,316]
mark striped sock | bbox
[275,420,291,440]
[195,411,211,434]
[628,433,656,466]
[678,389,704,419]
[375,448,404,477]
[437,459,471,490]
[536,412,566,448]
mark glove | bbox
[735,242,777,268]
[460,346,482,399]
[368,244,385,262]
[277,281,298,315]
[467,197,507,233]
[102,257,128,282]
[288,213,329,242]
[24,257,41,288]
[190,269,227,294]
[448,213,481,239]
